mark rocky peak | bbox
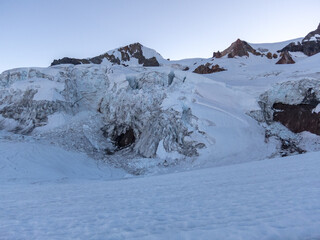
[302,23,320,42]
[118,42,143,59]
[213,39,260,58]
[280,23,320,56]
[276,51,295,64]
[110,42,160,66]
[51,42,161,67]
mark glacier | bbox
[1,38,320,239]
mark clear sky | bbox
[1,0,320,73]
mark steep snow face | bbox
[141,45,167,64]
[250,38,303,54]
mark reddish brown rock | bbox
[266,52,272,59]
[117,43,159,66]
[272,88,320,135]
[213,51,222,58]
[272,53,278,59]
[193,63,226,74]
[273,103,320,135]
[276,51,295,64]
[217,39,260,58]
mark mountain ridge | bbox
[51,42,165,67]
[1,22,320,175]
[280,23,320,56]
[49,23,320,69]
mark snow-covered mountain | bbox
[1,23,320,240]
[51,42,168,67]
[1,25,320,174]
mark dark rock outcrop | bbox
[117,43,160,66]
[260,86,320,136]
[51,53,120,66]
[142,57,159,67]
[51,57,90,66]
[213,51,222,58]
[279,138,306,157]
[272,53,278,59]
[303,23,320,42]
[276,51,295,64]
[193,63,226,74]
[51,43,160,67]
[250,80,320,157]
[273,102,320,135]
[266,52,272,59]
[279,23,320,56]
[213,39,260,58]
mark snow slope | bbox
[250,38,303,53]
[0,132,128,183]
[1,152,320,240]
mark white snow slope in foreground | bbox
[0,135,128,183]
[1,152,320,240]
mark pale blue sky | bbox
[1,0,320,72]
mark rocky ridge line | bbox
[51,43,160,67]
[280,23,320,56]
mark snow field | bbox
[1,152,320,240]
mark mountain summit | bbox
[302,22,320,42]
[280,23,320,56]
[51,42,165,67]
[213,39,260,58]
